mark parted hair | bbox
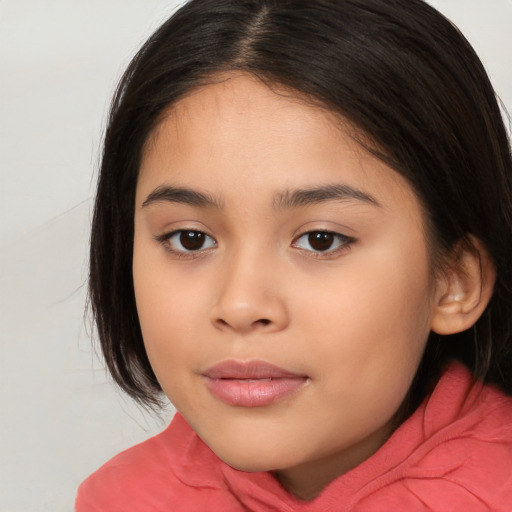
[90,0,512,409]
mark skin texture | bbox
[133,74,447,500]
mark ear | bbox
[430,238,496,335]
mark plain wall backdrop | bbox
[0,1,511,510]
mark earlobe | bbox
[430,238,496,335]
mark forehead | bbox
[137,73,416,211]
[143,74,348,172]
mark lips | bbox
[202,360,308,407]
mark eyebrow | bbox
[273,184,381,210]
[141,183,381,210]
[142,185,223,209]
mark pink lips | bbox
[202,360,308,407]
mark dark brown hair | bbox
[90,0,512,408]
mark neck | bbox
[273,422,393,501]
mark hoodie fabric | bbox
[76,362,512,511]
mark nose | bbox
[210,249,289,335]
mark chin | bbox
[210,442,293,473]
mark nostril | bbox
[213,316,274,333]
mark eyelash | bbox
[155,229,355,258]
[155,230,217,258]
[292,230,355,257]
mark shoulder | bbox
[75,413,226,512]
[358,363,512,511]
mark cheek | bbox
[296,237,433,389]
[132,242,205,378]
[136,287,200,350]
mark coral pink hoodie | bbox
[76,363,512,511]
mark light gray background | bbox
[1,1,511,511]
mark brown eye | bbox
[308,232,335,251]
[180,231,206,251]
[293,230,354,254]
[162,230,216,253]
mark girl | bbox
[76,0,512,510]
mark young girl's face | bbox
[133,73,441,497]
